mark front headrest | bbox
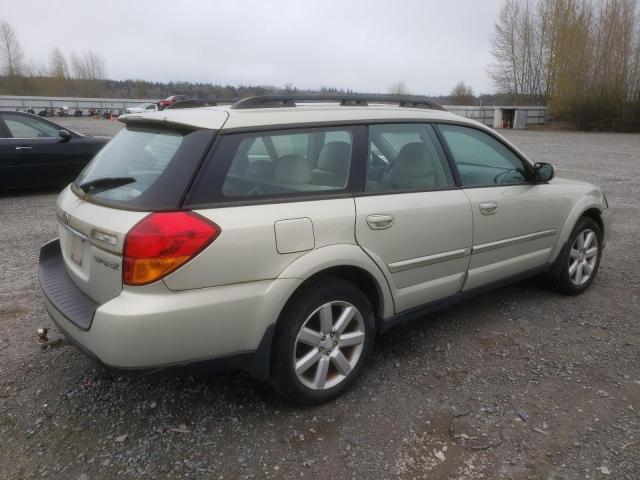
[275,155,311,184]
[391,143,436,176]
[317,141,351,172]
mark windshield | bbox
[75,127,184,202]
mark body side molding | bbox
[472,229,557,254]
[388,248,470,273]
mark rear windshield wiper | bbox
[78,177,136,194]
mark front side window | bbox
[438,124,529,187]
[2,114,59,138]
[366,124,454,192]
[220,128,354,198]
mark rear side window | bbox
[366,124,454,192]
[73,124,216,210]
[189,127,360,204]
[438,124,529,187]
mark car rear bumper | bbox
[38,239,299,376]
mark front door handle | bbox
[15,146,33,152]
[366,214,394,230]
[479,201,498,215]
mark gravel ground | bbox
[1,119,639,479]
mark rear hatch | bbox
[56,119,221,304]
[56,191,147,303]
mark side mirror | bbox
[58,129,72,143]
[533,162,555,182]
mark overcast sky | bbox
[1,0,503,96]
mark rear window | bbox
[73,124,216,210]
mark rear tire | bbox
[550,216,602,295]
[270,277,376,405]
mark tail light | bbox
[123,212,220,286]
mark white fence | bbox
[0,95,154,113]
[0,95,548,127]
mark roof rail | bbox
[167,99,238,109]
[231,94,444,111]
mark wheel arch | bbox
[276,244,394,320]
[581,207,604,233]
[550,198,605,263]
[248,245,394,382]
[286,265,385,324]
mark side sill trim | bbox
[379,264,551,333]
[472,229,557,254]
[388,248,470,273]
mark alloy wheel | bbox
[569,228,599,286]
[293,301,366,390]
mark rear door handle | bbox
[15,146,33,152]
[366,214,394,230]
[479,201,498,215]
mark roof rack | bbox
[231,94,444,111]
[167,99,238,109]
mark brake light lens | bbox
[123,212,220,286]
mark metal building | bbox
[444,105,547,129]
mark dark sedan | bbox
[0,111,109,190]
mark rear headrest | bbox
[230,153,249,173]
[275,155,311,184]
[391,143,436,176]
[317,141,351,172]
[246,160,274,178]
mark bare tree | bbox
[488,0,553,104]
[49,47,68,79]
[69,50,106,96]
[630,7,640,104]
[70,50,105,80]
[85,50,105,80]
[0,20,24,77]
[388,81,410,95]
[490,0,640,129]
[70,51,86,79]
[23,60,47,77]
[488,0,522,98]
[449,81,475,105]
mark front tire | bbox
[270,277,376,404]
[551,216,603,295]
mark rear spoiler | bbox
[117,115,203,132]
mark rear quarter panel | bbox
[163,198,358,290]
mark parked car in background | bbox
[38,95,610,404]
[0,111,109,190]
[125,103,159,114]
[158,95,188,109]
